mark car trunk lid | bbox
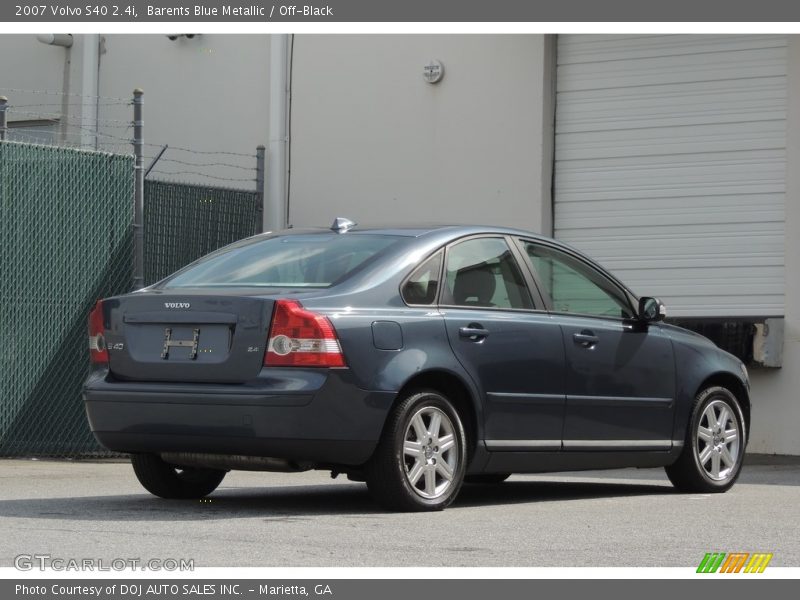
[105,294,273,383]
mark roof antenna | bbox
[330,217,357,233]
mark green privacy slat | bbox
[0,142,260,457]
[143,179,260,286]
[0,141,134,456]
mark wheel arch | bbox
[392,369,482,461]
[665,370,750,493]
[696,371,751,434]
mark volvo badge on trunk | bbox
[164,302,191,309]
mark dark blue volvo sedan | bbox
[84,220,750,511]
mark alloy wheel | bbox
[696,399,741,481]
[402,406,459,499]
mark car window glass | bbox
[162,234,401,288]
[402,251,442,305]
[523,242,633,318]
[445,238,533,310]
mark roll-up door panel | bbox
[554,35,787,317]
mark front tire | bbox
[665,386,746,493]
[365,390,467,511]
[131,453,226,499]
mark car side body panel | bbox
[557,318,676,451]
[661,323,751,446]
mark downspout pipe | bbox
[80,34,100,149]
[267,34,289,232]
[36,34,73,47]
[35,34,74,144]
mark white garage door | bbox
[554,35,787,318]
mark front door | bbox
[520,240,676,451]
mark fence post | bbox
[132,88,145,290]
[255,145,265,233]
[0,96,7,141]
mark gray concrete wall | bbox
[288,34,554,233]
[96,34,269,182]
[748,36,800,456]
[0,34,71,138]
[0,35,68,97]
[1,34,270,178]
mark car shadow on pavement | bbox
[454,480,675,508]
[0,479,677,521]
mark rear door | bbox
[440,236,566,451]
[518,240,676,450]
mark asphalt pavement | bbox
[0,457,798,567]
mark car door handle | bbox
[573,331,599,348]
[459,325,490,340]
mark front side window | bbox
[523,242,634,319]
[444,238,533,310]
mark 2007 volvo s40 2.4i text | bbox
[84,220,750,511]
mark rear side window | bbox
[443,238,533,310]
[162,234,401,288]
[402,251,442,305]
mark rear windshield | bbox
[162,234,402,289]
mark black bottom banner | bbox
[2,579,792,600]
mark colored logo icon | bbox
[697,552,773,573]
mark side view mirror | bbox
[638,296,666,322]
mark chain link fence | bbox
[144,179,262,285]
[0,89,264,457]
[0,149,263,457]
[0,141,134,455]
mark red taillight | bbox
[265,299,346,368]
[88,300,108,364]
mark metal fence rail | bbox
[144,179,262,285]
[0,141,134,455]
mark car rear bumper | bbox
[83,367,395,466]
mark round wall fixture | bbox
[423,60,445,84]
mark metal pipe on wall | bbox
[267,34,289,232]
[80,33,100,149]
[132,89,144,290]
[256,145,266,233]
[34,34,74,144]
[0,96,7,141]
[36,34,73,48]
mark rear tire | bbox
[665,386,746,493]
[131,453,226,499]
[365,390,467,511]
[464,473,511,485]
